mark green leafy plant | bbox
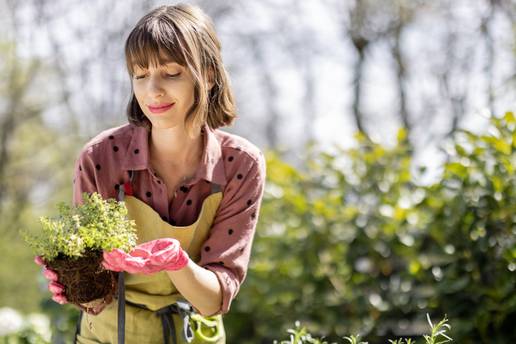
[273,314,451,344]
[388,339,415,344]
[343,334,368,344]
[23,192,137,260]
[273,320,334,344]
[422,314,451,344]
[388,315,451,344]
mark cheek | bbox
[132,83,145,103]
[183,84,195,103]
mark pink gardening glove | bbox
[34,256,67,305]
[102,238,189,274]
[34,256,108,315]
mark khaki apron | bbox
[76,171,226,344]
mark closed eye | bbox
[133,72,181,80]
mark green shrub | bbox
[226,112,515,343]
[22,192,137,260]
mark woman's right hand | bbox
[34,256,107,315]
[34,256,68,304]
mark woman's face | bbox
[132,61,195,130]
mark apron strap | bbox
[210,182,222,194]
[117,272,126,344]
[156,306,177,344]
[73,310,83,343]
[116,170,133,344]
[156,301,194,344]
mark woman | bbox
[35,4,266,343]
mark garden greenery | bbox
[272,314,451,344]
[23,193,137,260]
[226,112,516,343]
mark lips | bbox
[147,103,175,114]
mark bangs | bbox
[125,4,237,132]
[125,19,189,75]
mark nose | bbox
[147,75,165,99]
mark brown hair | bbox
[124,4,237,136]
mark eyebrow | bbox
[133,62,182,71]
[162,60,181,67]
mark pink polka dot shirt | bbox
[72,123,266,315]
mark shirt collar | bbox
[121,123,227,186]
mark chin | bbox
[148,119,181,130]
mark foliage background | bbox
[225,113,515,343]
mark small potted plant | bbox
[23,192,137,309]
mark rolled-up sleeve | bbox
[198,152,266,315]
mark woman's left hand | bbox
[102,238,189,274]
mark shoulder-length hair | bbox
[124,3,237,137]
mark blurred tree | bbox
[345,0,380,137]
[0,39,47,311]
[5,0,516,157]
[0,2,84,312]
[387,1,418,137]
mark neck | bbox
[149,125,204,168]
